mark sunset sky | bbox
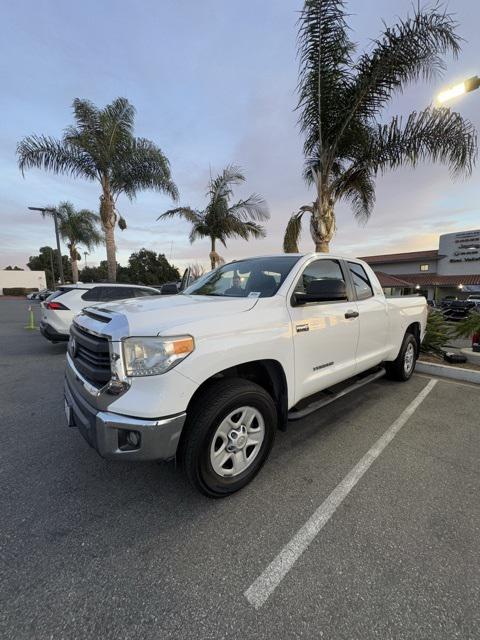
[1,0,478,271]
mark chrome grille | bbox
[70,324,111,386]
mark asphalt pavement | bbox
[1,299,479,639]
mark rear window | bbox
[81,286,142,302]
[81,287,104,302]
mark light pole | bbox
[436,75,480,104]
[28,206,64,285]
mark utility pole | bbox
[28,206,65,284]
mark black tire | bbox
[385,333,417,381]
[180,378,277,498]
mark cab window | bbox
[348,262,373,300]
[294,259,346,299]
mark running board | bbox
[288,368,386,421]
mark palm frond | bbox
[71,98,101,133]
[207,164,245,201]
[296,0,354,158]
[223,219,266,241]
[55,201,103,250]
[453,311,480,338]
[283,210,308,253]
[371,107,477,176]
[102,97,136,156]
[17,135,97,179]
[157,207,202,224]
[113,137,179,201]
[331,166,376,222]
[348,6,461,123]
[228,193,269,222]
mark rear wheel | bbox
[180,378,277,497]
[385,333,417,381]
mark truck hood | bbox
[90,294,258,335]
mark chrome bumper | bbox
[64,364,186,461]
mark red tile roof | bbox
[360,250,439,264]
[375,272,414,287]
[395,273,480,286]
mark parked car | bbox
[467,294,480,309]
[64,254,427,496]
[40,283,160,342]
[442,299,476,321]
[27,288,53,301]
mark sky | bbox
[1,0,479,271]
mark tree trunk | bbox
[103,226,116,282]
[70,245,79,283]
[310,194,335,253]
[100,184,117,282]
[209,237,216,270]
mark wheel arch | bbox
[405,321,421,355]
[184,359,289,431]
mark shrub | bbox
[1,287,39,296]
[454,311,480,340]
[421,309,452,355]
[2,287,28,296]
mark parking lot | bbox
[1,298,479,639]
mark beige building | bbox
[0,270,46,295]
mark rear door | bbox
[346,261,390,372]
[288,258,360,403]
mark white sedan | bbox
[40,283,160,342]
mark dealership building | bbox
[360,229,480,301]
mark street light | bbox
[436,75,480,104]
[28,206,64,285]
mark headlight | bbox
[122,335,194,377]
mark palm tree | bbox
[158,166,269,269]
[17,97,178,281]
[283,1,477,253]
[53,202,102,283]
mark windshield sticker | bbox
[248,291,261,298]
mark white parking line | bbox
[244,378,438,609]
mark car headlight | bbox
[122,335,194,377]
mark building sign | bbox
[438,229,480,275]
[450,231,480,263]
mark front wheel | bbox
[180,379,277,497]
[385,333,417,381]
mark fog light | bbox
[126,431,140,447]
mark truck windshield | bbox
[183,256,302,298]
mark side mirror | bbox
[161,283,179,295]
[294,278,347,305]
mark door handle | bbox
[345,310,359,319]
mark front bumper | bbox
[64,375,186,461]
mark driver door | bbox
[288,258,359,404]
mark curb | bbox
[416,360,480,385]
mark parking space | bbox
[1,299,479,639]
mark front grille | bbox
[70,324,111,386]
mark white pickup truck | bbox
[64,254,427,497]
